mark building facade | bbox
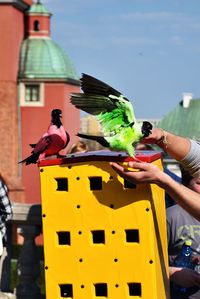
[0,0,80,203]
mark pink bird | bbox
[19,109,70,165]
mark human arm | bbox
[142,127,200,178]
[141,127,191,161]
[169,266,200,287]
[110,161,200,221]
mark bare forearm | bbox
[110,161,200,221]
[159,172,200,221]
[142,128,191,160]
[169,266,200,287]
[143,128,200,177]
[155,129,191,161]
[169,267,181,281]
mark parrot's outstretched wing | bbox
[70,73,136,135]
[80,73,121,97]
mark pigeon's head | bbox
[141,121,153,137]
[51,109,62,127]
[51,109,62,118]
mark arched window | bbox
[34,20,40,31]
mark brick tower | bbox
[0,0,80,203]
[0,0,32,202]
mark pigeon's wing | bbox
[70,74,136,134]
[33,136,51,154]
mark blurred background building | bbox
[158,93,200,176]
[0,0,80,204]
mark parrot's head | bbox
[51,109,62,127]
[141,121,152,137]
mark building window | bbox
[19,82,44,107]
[25,84,40,102]
[34,20,40,31]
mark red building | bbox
[0,0,80,204]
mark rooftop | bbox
[26,1,51,16]
[158,98,200,140]
[18,38,79,81]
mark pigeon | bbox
[70,73,152,157]
[19,109,70,165]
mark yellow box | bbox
[39,151,170,299]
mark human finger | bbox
[128,161,149,170]
[141,128,163,144]
[109,162,129,175]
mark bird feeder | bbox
[38,150,170,299]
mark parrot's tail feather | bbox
[18,153,39,165]
[77,133,110,148]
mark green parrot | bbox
[70,73,152,157]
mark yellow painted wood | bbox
[39,158,170,299]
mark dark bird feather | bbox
[70,74,152,157]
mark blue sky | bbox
[42,0,200,119]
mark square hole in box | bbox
[92,230,105,244]
[57,231,71,245]
[128,283,141,296]
[59,284,73,297]
[125,229,139,243]
[94,283,108,297]
[89,177,102,190]
[55,178,68,191]
[124,179,136,189]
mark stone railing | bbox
[7,203,43,299]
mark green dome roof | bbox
[18,38,79,81]
[26,2,51,15]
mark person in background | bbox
[167,169,200,298]
[0,175,12,290]
[67,141,89,154]
[110,128,200,221]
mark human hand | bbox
[170,267,200,288]
[110,161,165,186]
[140,127,165,144]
